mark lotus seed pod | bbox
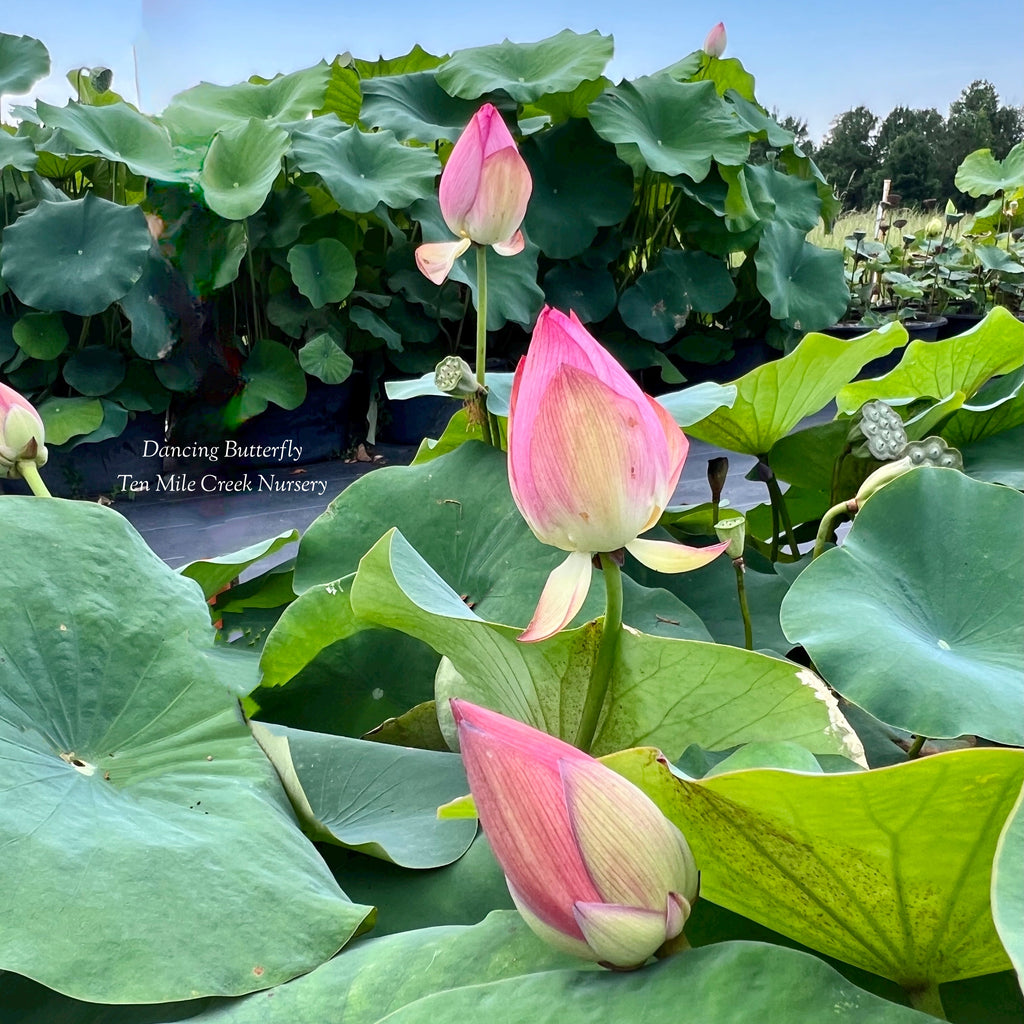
[847,400,907,460]
[434,356,481,397]
[714,516,746,559]
[902,436,963,470]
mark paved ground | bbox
[112,434,770,570]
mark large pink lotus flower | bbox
[702,22,727,58]
[415,103,532,285]
[0,381,47,479]
[452,698,699,969]
[508,306,727,642]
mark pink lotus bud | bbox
[0,382,48,479]
[702,22,727,58]
[451,699,699,969]
[508,307,727,642]
[415,103,533,285]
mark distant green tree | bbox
[814,106,878,209]
[867,107,944,205]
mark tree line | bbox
[770,81,1023,211]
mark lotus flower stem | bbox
[573,555,624,753]
[907,981,946,1019]
[475,245,489,387]
[16,460,51,498]
[813,500,855,559]
[760,461,799,559]
[733,559,753,650]
[906,734,927,760]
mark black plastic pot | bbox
[819,316,948,378]
[936,312,984,339]
[380,395,458,445]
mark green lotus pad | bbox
[0,498,371,1003]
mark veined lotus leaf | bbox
[0,32,49,96]
[837,307,1024,414]
[608,745,1024,989]
[961,423,1024,488]
[35,99,192,182]
[160,63,330,147]
[62,344,126,396]
[589,77,750,180]
[0,130,37,171]
[360,70,480,143]
[119,253,180,359]
[12,310,68,359]
[992,784,1024,989]
[955,142,1024,198]
[0,192,151,315]
[36,395,104,444]
[781,468,1024,744]
[349,528,864,763]
[0,498,371,1003]
[543,264,617,324]
[198,118,289,220]
[684,323,907,455]
[238,338,307,419]
[435,29,613,104]
[754,221,849,331]
[251,722,476,867]
[287,238,357,307]
[619,249,736,342]
[408,198,543,330]
[178,529,299,600]
[299,331,353,384]
[521,118,634,260]
[289,121,440,213]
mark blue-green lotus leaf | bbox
[360,70,480,143]
[199,118,289,220]
[0,130,37,171]
[543,264,617,323]
[0,32,49,96]
[590,77,750,180]
[299,331,353,384]
[12,311,67,359]
[0,193,151,314]
[238,338,307,419]
[521,118,634,260]
[619,249,736,342]
[781,468,1024,744]
[754,222,848,331]
[36,99,191,182]
[436,29,613,104]
[62,344,126,396]
[289,121,440,213]
[36,395,104,444]
[119,254,180,359]
[0,498,371,1003]
[160,63,330,147]
[287,238,357,307]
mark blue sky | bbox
[4,0,1022,143]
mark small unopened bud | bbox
[925,217,943,238]
[707,456,729,503]
[1,382,48,479]
[702,21,727,57]
[434,356,481,397]
[714,516,746,559]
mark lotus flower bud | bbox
[0,382,48,479]
[925,217,943,238]
[451,699,699,969]
[702,22,727,58]
[707,456,729,504]
[434,356,481,397]
[714,515,746,559]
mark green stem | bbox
[733,560,753,650]
[17,460,51,498]
[813,500,854,560]
[762,461,800,558]
[907,982,945,1019]
[475,244,488,388]
[906,735,927,760]
[574,555,624,753]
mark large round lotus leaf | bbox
[0,498,371,1003]
[0,32,49,96]
[0,131,37,171]
[360,71,481,143]
[754,221,848,331]
[744,162,823,232]
[36,395,104,444]
[521,118,634,260]
[619,249,736,342]
[289,122,440,214]
[993,785,1024,989]
[199,118,289,220]
[238,338,307,419]
[684,322,906,455]
[160,63,330,147]
[611,745,1024,990]
[837,306,1024,415]
[287,238,356,307]
[781,468,1024,744]
[589,77,750,180]
[435,29,613,104]
[543,264,617,324]
[12,311,68,359]
[962,424,1024,488]
[955,142,1024,198]
[350,528,862,761]
[35,99,191,182]
[62,344,126,396]
[119,254,180,359]
[0,193,151,315]
[251,723,476,868]
[298,331,353,384]
[408,197,543,330]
